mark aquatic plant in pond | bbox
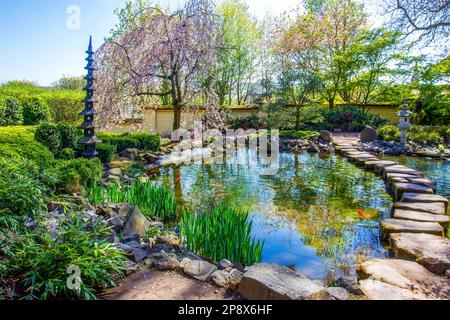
[85,180,178,221]
[180,205,264,266]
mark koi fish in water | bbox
[175,177,182,183]
[356,209,367,219]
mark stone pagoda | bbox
[79,36,101,158]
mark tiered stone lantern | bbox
[79,36,101,158]
[397,101,412,145]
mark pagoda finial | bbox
[79,36,101,159]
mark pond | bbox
[150,151,393,282]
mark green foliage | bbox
[0,126,54,167]
[279,130,319,140]
[60,148,76,160]
[97,132,160,152]
[1,215,127,300]
[180,205,264,265]
[0,96,23,126]
[53,76,85,91]
[408,126,445,147]
[0,158,48,216]
[96,144,117,163]
[229,114,265,130]
[85,180,178,221]
[56,158,104,193]
[21,96,51,125]
[57,122,79,150]
[34,123,62,155]
[378,124,400,142]
[323,105,389,131]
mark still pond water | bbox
[150,151,449,281]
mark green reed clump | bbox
[180,205,264,266]
[85,180,178,221]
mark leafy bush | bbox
[97,132,160,153]
[96,143,117,163]
[378,124,400,142]
[57,122,79,150]
[0,126,54,167]
[1,215,127,300]
[60,148,76,160]
[323,105,388,131]
[409,126,445,146]
[0,158,48,216]
[180,205,264,265]
[0,96,23,126]
[56,158,103,193]
[229,114,265,130]
[279,130,319,140]
[21,96,51,125]
[34,123,61,155]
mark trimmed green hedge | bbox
[97,132,160,153]
[96,143,117,163]
[0,96,23,126]
[279,130,319,140]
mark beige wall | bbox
[103,106,398,133]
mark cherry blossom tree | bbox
[95,0,222,130]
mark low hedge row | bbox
[97,132,160,153]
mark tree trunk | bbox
[328,99,334,109]
[295,106,301,131]
[173,103,182,131]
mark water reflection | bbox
[150,151,392,281]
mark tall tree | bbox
[214,0,262,105]
[96,0,221,130]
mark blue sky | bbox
[0,0,379,86]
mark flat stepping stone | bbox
[392,183,434,201]
[357,259,450,300]
[381,219,443,240]
[365,160,397,170]
[393,202,446,215]
[393,209,450,227]
[401,193,448,210]
[383,166,424,178]
[407,178,436,191]
[359,279,420,300]
[390,233,450,275]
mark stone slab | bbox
[393,202,446,215]
[392,183,434,201]
[357,259,450,300]
[393,209,450,227]
[401,193,448,210]
[381,219,444,240]
[390,233,450,275]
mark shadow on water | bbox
[150,151,393,281]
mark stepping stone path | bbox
[390,233,450,275]
[334,140,449,300]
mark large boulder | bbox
[360,126,378,143]
[319,130,334,143]
[390,233,450,275]
[182,259,218,282]
[238,264,329,300]
[124,206,151,238]
[122,148,140,160]
[357,259,450,300]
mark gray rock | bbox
[123,260,139,276]
[106,216,123,227]
[124,206,150,238]
[122,148,140,160]
[381,219,444,240]
[238,263,329,300]
[229,269,245,290]
[327,287,349,300]
[319,130,334,143]
[393,202,446,215]
[123,233,141,244]
[104,168,122,178]
[149,221,164,228]
[131,248,148,263]
[335,276,364,295]
[118,243,133,254]
[153,257,180,271]
[124,241,141,248]
[360,126,378,143]
[183,259,218,282]
[218,259,233,270]
[211,270,231,288]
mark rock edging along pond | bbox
[334,142,450,300]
